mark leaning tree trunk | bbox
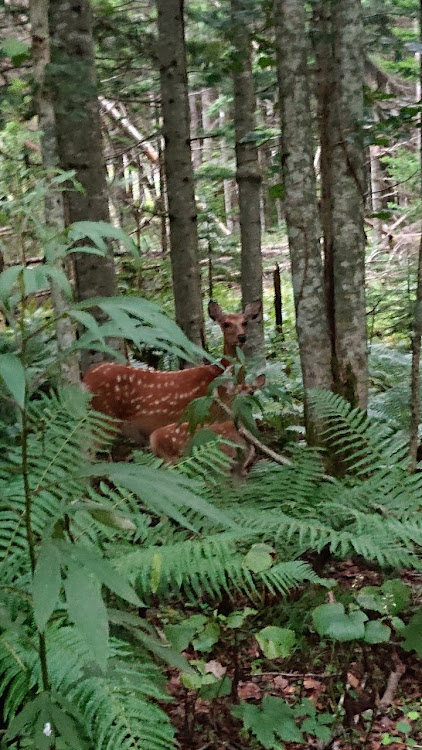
[274,0,332,440]
[29,0,79,384]
[313,0,368,409]
[48,0,124,373]
[231,0,264,362]
[156,0,205,349]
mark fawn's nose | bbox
[238,334,246,344]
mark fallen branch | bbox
[99,97,159,164]
[379,653,406,709]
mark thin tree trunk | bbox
[273,263,283,336]
[220,109,235,233]
[409,0,422,472]
[332,0,367,408]
[201,88,214,162]
[189,91,201,169]
[29,0,79,384]
[231,0,264,362]
[48,0,124,373]
[274,0,332,441]
[156,0,205,348]
[313,0,368,409]
[369,144,384,244]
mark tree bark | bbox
[231,0,264,362]
[30,0,80,384]
[48,0,124,373]
[313,0,368,409]
[156,0,205,348]
[274,0,332,438]
[409,0,422,472]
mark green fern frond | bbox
[176,439,233,482]
[0,625,175,749]
[114,530,330,602]
[309,388,410,477]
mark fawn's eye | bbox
[223,322,230,329]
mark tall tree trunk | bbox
[313,0,368,408]
[189,91,201,169]
[409,0,422,472]
[201,88,214,162]
[156,0,205,348]
[29,0,80,384]
[230,0,264,362]
[369,144,384,245]
[219,109,235,233]
[274,0,332,439]
[48,0,123,373]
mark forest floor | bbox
[163,557,422,750]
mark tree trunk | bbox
[273,263,283,336]
[231,0,264,362]
[156,0,205,348]
[274,0,332,437]
[369,144,384,244]
[409,0,422,472]
[201,88,214,162]
[219,109,235,233]
[189,91,201,169]
[30,0,80,384]
[48,0,124,373]
[313,0,368,408]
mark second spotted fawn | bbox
[149,374,266,473]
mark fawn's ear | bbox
[243,300,262,322]
[208,300,224,322]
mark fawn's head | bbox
[208,299,262,356]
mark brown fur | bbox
[82,301,263,440]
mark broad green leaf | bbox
[199,674,232,700]
[107,609,193,672]
[396,721,411,734]
[64,562,109,671]
[256,626,296,659]
[89,462,239,531]
[2,38,29,62]
[5,695,45,740]
[33,540,62,632]
[0,353,26,408]
[44,267,72,298]
[312,603,367,642]
[381,579,410,614]
[0,265,24,303]
[233,695,303,746]
[164,615,207,652]
[67,310,105,343]
[192,621,220,652]
[22,267,49,296]
[61,542,142,607]
[401,609,422,657]
[180,671,204,691]
[49,703,88,749]
[364,620,391,644]
[68,220,139,257]
[243,544,274,573]
[226,607,257,629]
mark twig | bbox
[379,653,406,708]
[253,671,339,679]
[237,424,291,466]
